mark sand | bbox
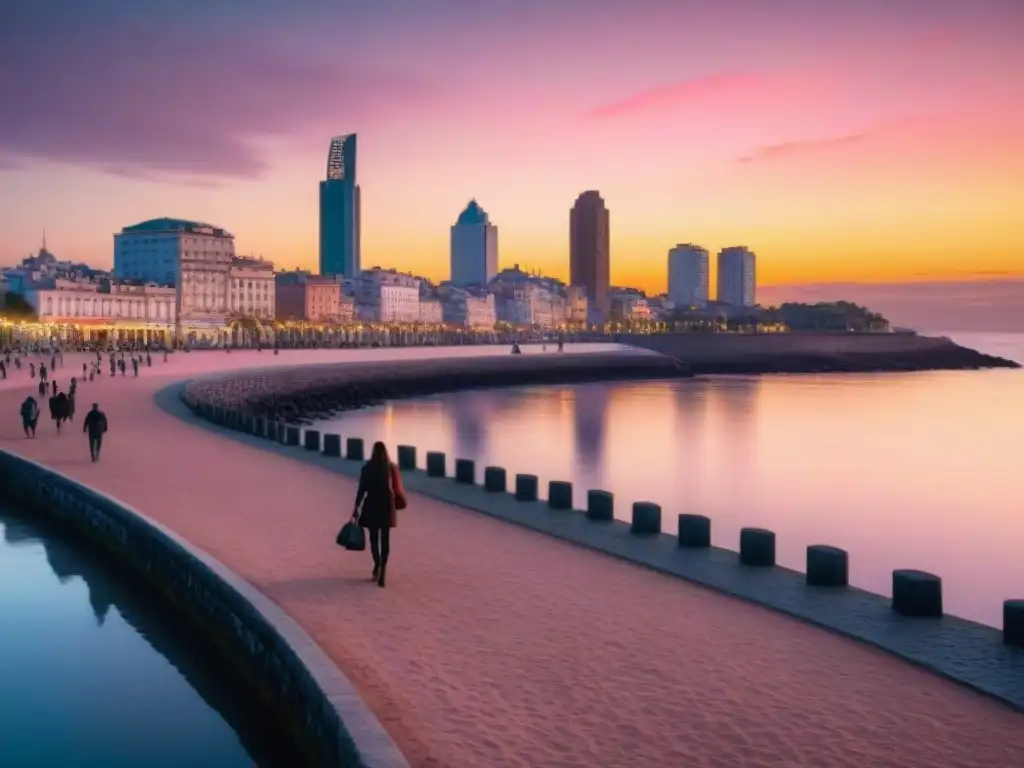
[1,347,1022,767]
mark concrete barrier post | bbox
[266,422,279,441]
[397,445,417,471]
[1004,600,1024,648]
[586,490,614,521]
[454,458,475,484]
[806,545,849,587]
[484,466,507,492]
[739,527,775,566]
[426,451,446,477]
[277,424,289,444]
[515,474,538,502]
[677,514,711,547]
[346,437,364,461]
[631,502,661,534]
[548,481,573,510]
[303,430,321,452]
[323,433,341,457]
[285,426,301,446]
[256,418,267,438]
[892,570,942,617]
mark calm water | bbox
[318,332,1023,628]
[0,506,299,768]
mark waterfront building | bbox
[569,191,611,320]
[490,265,568,329]
[667,244,710,308]
[319,134,361,278]
[450,200,498,287]
[114,218,235,337]
[275,271,345,322]
[355,268,421,322]
[438,285,497,329]
[610,289,653,322]
[25,278,176,342]
[717,246,757,307]
[419,299,444,324]
[228,257,275,321]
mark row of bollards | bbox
[199,401,1024,649]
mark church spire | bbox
[41,228,47,253]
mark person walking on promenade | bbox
[20,396,39,438]
[38,379,47,398]
[83,403,108,462]
[0,360,5,380]
[352,441,407,588]
[51,379,58,396]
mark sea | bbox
[314,332,1023,628]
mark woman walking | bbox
[352,441,406,588]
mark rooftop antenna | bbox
[42,228,47,252]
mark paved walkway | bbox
[2,348,1023,768]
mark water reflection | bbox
[0,508,299,768]
[327,338,1024,627]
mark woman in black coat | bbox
[353,441,406,588]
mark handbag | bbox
[336,521,366,551]
[390,463,408,511]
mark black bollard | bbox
[426,451,446,477]
[677,514,711,547]
[323,433,341,457]
[346,437,364,461]
[548,481,573,510]
[631,502,661,535]
[806,545,849,587]
[1003,600,1024,648]
[303,429,321,452]
[739,528,776,566]
[397,445,417,471]
[484,466,507,492]
[585,490,614,521]
[514,474,538,502]
[454,458,475,484]
[892,570,942,617]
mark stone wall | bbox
[182,352,690,422]
[0,449,409,768]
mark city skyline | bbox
[1,1,1022,309]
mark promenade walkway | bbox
[2,348,1023,768]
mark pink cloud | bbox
[737,134,868,163]
[0,13,427,181]
[584,74,775,120]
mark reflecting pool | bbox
[0,505,300,767]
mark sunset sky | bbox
[1,0,1021,323]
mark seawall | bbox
[618,332,1020,372]
[183,351,691,423]
[0,449,409,768]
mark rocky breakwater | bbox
[183,352,691,424]
[620,332,1021,374]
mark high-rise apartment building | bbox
[319,134,361,278]
[569,191,610,319]
[667,244,710,308]
[450,200,498,287]
[717,246,757,307]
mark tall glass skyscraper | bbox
[569,190,610,319]
[319,134,361,277]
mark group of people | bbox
[5,343,129,462]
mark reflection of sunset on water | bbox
[328,334,1024,627]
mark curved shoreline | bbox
[184,351,691,423]
[177,360,1024,714]
[0,449,409,768]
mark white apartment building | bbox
[439,287,496,329]
[450,200,499,287]
[419,299,443,324]
[26,279,177,340]
[114,218,235,332]
[717,246,757,307]
[667,244,710,308]
[228,256,275,320]
[356,268,423,322]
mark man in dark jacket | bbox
[83,403,108,462]
[20,396,39,437]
